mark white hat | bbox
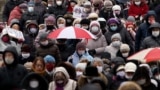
[75,63,87,71]
[125,62,137,72]
[54,67,70,79]
[112,5,121,11]
[84,1,91,6]
[120,44,130,52]
[88,13,98,19]
[117,65,125,72]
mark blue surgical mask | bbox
[110,26,118,31]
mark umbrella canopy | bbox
[48,26,96,39]
[127,47,160,63]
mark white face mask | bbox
[135,1,141,5]
[30,28,37,33]
[122,53,129,57]
[76,71,83,76]
[82,26,89,29]
[91,26,99,33]
[125,74,133,80]
[78,50,85,55]
[56,80,64,84]
[74,24,81,28]
[48,4,52,7]
[30,80,39,88]
[152,31,160,37]
[41,40,49,46]
[155,75,160,80]
[136,79,146,85]
[112,41,121,48]
[97,66,103,73]
[22,53,30,58]
[58,24,65,28]
[114,10,121,15]
[5,57,14,64]
[56,1,62,6]
[28,7,34,12]
[116,71,125,77]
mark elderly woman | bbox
[48,67,77,90]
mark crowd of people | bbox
[0,0,160,90]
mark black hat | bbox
[100,52,111,60]
[80,19,91,25]
[83,66,99,77]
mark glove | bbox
[88,49,96,56]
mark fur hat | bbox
[21,44,31,52]
[118,81,142,90]
[83,66,99,77]
[44,55,55,63]
[111,33,121,41]
[120,44,130,52]
[54,67,70,79]
[75,63,87,71]
[76,42,86,50]
[125,62,137,72]
[112,5,121,11]
[88,13,98,19]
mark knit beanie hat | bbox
[76,42,86,50]
[54,67,70,79]
[127,16,136,23]
[90,21,100,28]
[45,15,56,24]
[44,55,56,63]
[120,44,130,52]
[111,33,121,41]
[107,18,120,25]
[125,62,137,72]
[112,5,121,11]
[104,0,113,8]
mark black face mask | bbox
[47,25,54,30]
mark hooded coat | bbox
[135,11,157,51]
[140,22,160,50]
[21,72,48,90]
[0,46,28,89]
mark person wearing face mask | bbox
[19,44,35,65]
[0,46,28,90]
[153,67,160,89]
[73,18,82,28]
[56,16,66,28]
[92,57,104,74]
[99,0,113,21]
[81,1,92,19]
[105,18,134,54]
[117,44,131,61]
[92,0,103,14]
[110,64,127,90]
[36,32,61,63]
[111,5,124,19]
[104,33,122,59]
[140,22,160,50]
[132,66,158,90]
[44,55,56,78]
[67,42,93,67]
[75,63,87,80]
[124,62,137,81]
[80,18,91,30]
[21,72,48,90]
[45,15,56,32]
[128,0,149,20]
[63,13,74,26]
[49,67,77,90]
[83,21,107,57]
[48,0,67,16]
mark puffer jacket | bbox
[36,40,61,63]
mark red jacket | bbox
[128,2,149,17]
[8,6,22,25]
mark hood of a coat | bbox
[144,10,157,24]
[2,46,18,67]
[21,72,48,90]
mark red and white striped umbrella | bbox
[127,47,160,63]
[48,26,96,39]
